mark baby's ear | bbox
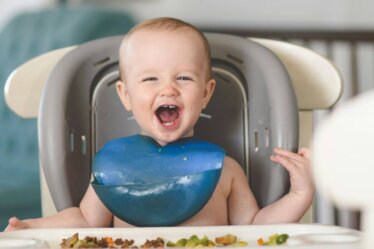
[202,78,216,108]
[116,80,132,111]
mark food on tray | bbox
[215,234,241,246]
[60,232,289,248]
[60,233,161,248]
[257,233,289,246]
[214,234,248,247]
[167,235,215,247]
[60,233,78,248]
[141,237,165,248]
[167,234,248,247]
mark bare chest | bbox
[113,184,229,227]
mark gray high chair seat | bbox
[5,33,342,222]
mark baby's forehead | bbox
[119,27,211,79]
[128,27,203,46]
[122,28,207,62]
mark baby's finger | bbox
[271,154,296,172]
[4,218,17,231]
[273,148,304,162]
[298,147,311,159]
[7,217,28,230]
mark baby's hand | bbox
[270,148,314,197]
[4,217,30,231]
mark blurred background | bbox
[1,0,374,230]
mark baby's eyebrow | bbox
[134,70,158,78]
[137,69,157,74]
[178,69,201,77]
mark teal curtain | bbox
[0,6,134,230]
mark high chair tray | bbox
[0,224,361,248]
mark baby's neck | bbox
[138,132,194,147]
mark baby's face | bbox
[117,29,215,146]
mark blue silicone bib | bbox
[92,134,225,226]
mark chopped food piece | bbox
[275,234,289,245]
[215,234,237,246]
[141,237,164,248]
[167,235,216,248]
[104,236,114,246]
[175,238,188,247]
[257,233,289,246]
[235,241,248,247]
[166,241,176,247]
[185,235,199,247]
[60,233,79,248]
[97,237,109,248]
[115,238,135,248]
[199,235,214,247]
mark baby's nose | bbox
[159,81,179,97]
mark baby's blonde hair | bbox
[119,17,212,81]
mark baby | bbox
[6,17,314,230]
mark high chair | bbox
[2,33,361,248]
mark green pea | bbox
[198,236,209,246]
[185,235,199,247]
[167,241,176,247]
[276,234,289,245]
[176,238,188,247]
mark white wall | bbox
[70,0,374,30]
[3,0,374,31]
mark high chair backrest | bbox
[4,34,342,219]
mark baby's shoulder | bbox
[222,156,246,176]
[219,156,247,193]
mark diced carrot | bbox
[257,238,264,246]
[104,237,114,245]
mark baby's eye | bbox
[142,77,158,82]
[177,76,193,81]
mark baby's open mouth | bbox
[155,105,180,127]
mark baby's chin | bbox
[141,130,194,146]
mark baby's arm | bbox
[252,148,314,224]
[227,148,314,224]
[5,185,112,231]
[224,157,260,224]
